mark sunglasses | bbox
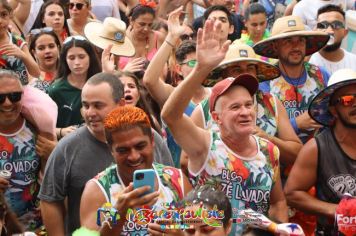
[180,33,194,41]
[68,2,86,10]
[317,21,345,30]
[63,35,87,45]
[0,92,22,104]
[180,59,197,68]
[334,94,356,106]
[30,27,54,36]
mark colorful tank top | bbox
[189,133,279,236]
[93,163,184,235]
[0,32,28,85]
[0,121,42,231]
[201,90,278,137]
[265,62,327,144]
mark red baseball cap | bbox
[209,74,259,112]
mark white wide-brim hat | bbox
[85,17,135,57]
[308,69,356,126]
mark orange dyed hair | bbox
[104,106,151,131]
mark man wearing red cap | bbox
[161,19,288,235]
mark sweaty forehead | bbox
[318,11,345,22]
[208,10,228,20]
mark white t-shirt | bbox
[309,48,356,74]
[292,0,354,30]
[91,0,121,22]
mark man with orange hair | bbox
[80,106,192,236]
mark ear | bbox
[228,24,234,35]
[343,28,349,38]
[211,110,222,125]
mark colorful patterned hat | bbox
[203,42,280,87]
[308,69,356,126]
[253,16,329,59]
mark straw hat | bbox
[308,69,356,126]
[84,17,135,57]
[203,42,280,87]
[253,16,329,59]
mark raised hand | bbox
[196,20,230,70]
[101,44,116,73]
[167,6,186,39]
[0,44,26,60]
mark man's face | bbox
[330,84,356,129]
[276,36,306,66]
[212,86,256,137]
[111,127,154,183]
[81,82,121,138]
[221,61,258,78]
[0,78,23,128]
[177,52,196,79]
[316,11,347,52]
[207,10,234,42]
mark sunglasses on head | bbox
[334,94,356,106]
[0,92,22,104]
[63,35,87,45]
[68,2,86,10]
[180,33,194,41]
[30,27,54,36]
[180,59,197,68]
[317,21,345,30]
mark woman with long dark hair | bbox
[30,0,70,44]
[48,36,101,138]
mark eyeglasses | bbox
[0,92,23,104]
[180,33,194,41]
[63,35,87,45]
[317,21,345,30]
[30,27,54,36]
[68,2,86,10]
[334,94,356,106]
[180,59,197,68]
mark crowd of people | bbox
[0,0,355,235]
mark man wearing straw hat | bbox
[285,69,356,235]
[253,15,331,145]
[253,15,331,235]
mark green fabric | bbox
[48,78,84,128]
[72,227,99,236]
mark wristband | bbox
[59,128,63,138]
[165,40,175,48]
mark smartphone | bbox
[133,169,155,196]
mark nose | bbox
[128,149,141,162]
[85,105,96,117]
[2,96,13,106]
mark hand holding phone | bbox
[133,169,155,197]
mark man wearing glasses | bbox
[309,4,356,74]
[0,70,44,231]
[285,69,356,235]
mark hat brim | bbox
[203,58,280,87]
[84,21,135,57]
[253,31,329,59]
[308,80,356,126]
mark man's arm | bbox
[161,20,230,171]
[40,200,66,236]
[269,169,288,223]
[268,98,302,165]
[284,139,337,218]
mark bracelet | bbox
[59,128,63,138]
[267,222,278,233]
[165,40,175,48]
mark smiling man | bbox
[285,69,356,235]
[39,72,173,235]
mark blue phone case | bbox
[133,169,155,195]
